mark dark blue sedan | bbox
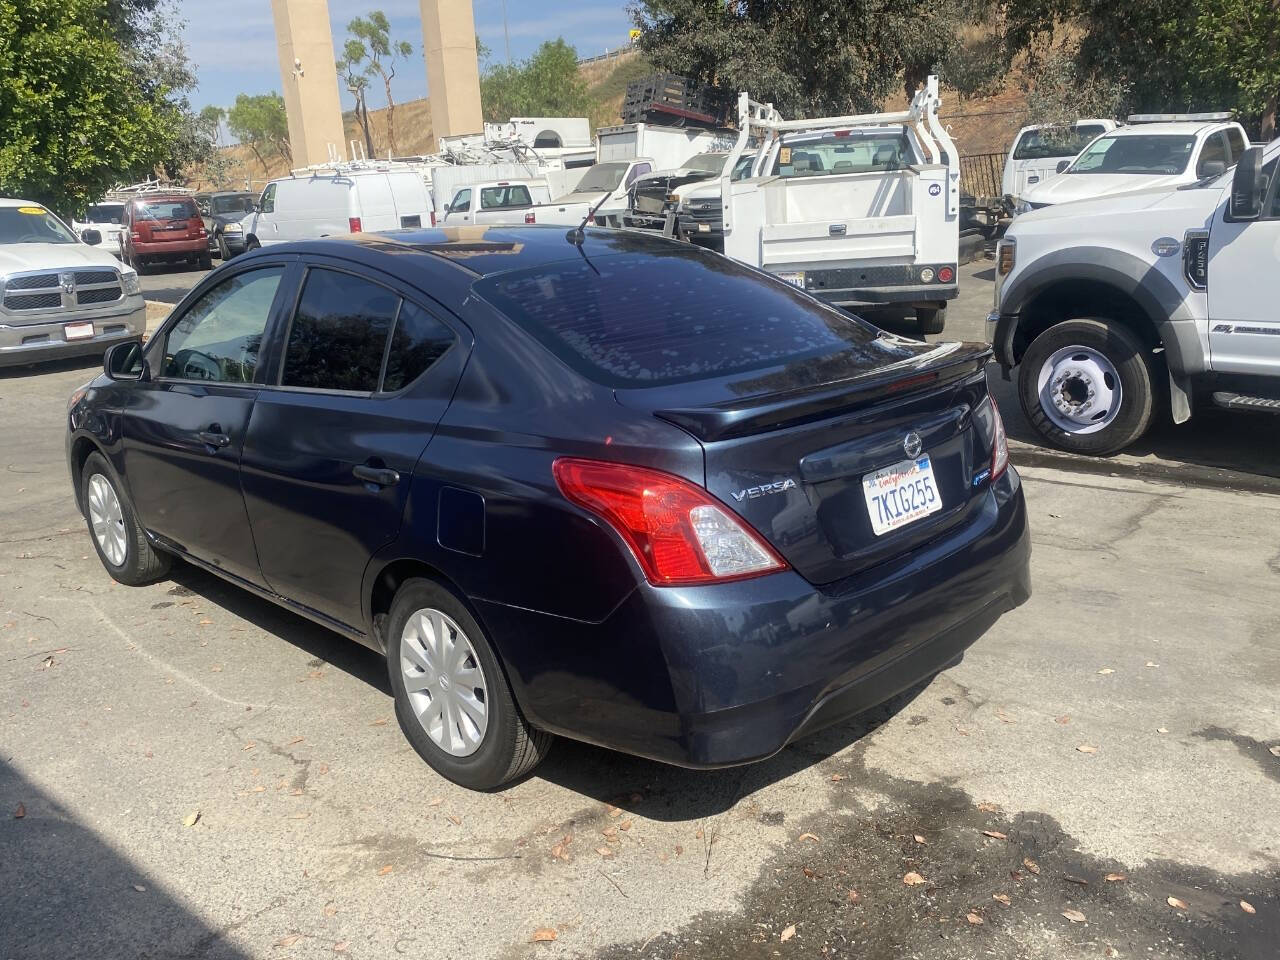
[66,227,1030,790]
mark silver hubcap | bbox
[399,608,489,757]
[87,473,128,567]
[1036,345,1124,435]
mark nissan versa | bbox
[66,227,1031,790]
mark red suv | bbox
[120,195,211,273]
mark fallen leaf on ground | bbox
[992,893,1010,905]
[977,802,1001,813]
[996,709,1016,723]
[595,846,614,858]
[1157,728,1169,734]
[274,934,302,947]
[369,718,387,726]
[847,889,861,904]
[1062,909,1087,923]
[531,928,558,943]
[1076,744,1099,754]
[1097,668,1115,675]
[982,830,1007,840]
[243,742,255,751]
[198,619,213,626]
[903,872,927,886]
[445,814,461,826]
[801,866,817,878]
[1065,875,1089,886]
[426,797,443,807]
[323,903,338,917]
[830,773,845,782]
[13,803,24,819]
[1145,661,1159,668]
[132,884,147,893]
[377,864,393,876]
[40,656,54,670]
[1240,900,1256,914]
[1023,857,1040,875]
[1055,715,1071,725]
[1269,745,1280,757]
[1105,873,1126,882]
[601,827,618,839]
[288,737,304,745]
[619,819,632,831]
[695,828,704,839]
[1167,897,1188,910]
[914,834,927,844]
[798,832,819,842]
[333,942,348,953]
[780,924,796,942]
[251,785,266,793]
[966,912,984,925]
[607,805,622,818]
[182,810,200,828]
[674,845,683,855]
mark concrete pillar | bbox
[270,0,347,166]
[420,0,484,147]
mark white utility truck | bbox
[1016,114,1250,212]
[991,139,1280,455]
[716,76,960,336]
[1001,120,1117,206]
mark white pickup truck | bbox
[444,159,661,227]
[1002,120,1116,205]
[991,139,1280,455]
[717,77,961,336]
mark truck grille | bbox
[2,268,122,313]
[5,292,62,310]
[6,272,59,291]
[74,269,118,285]
[77,287,122,305]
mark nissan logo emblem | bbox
[903,431,923,459]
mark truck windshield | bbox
[85,203,125,224]
[574,162,630,193]
[772,131,915,177]
[1068,134,1196,175]
[683,153,728,173]
[0,205,77,244]
[1012,125,1107,160]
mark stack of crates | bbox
[622,74,732,127]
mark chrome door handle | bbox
[353,464,400,486]
[197,430,231,448]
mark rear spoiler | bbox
[655,343,991,442]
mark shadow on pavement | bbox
[0,353,103,381]
[0,760,252,960]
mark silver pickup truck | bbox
[0,199,146,367]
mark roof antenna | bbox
[567,190,613,245]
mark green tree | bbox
[227,93,292,173]
[1194,0,1280,139]
[481,39,590,122]
[337,38,377,159]
[346,11,414,156]
[0,0,170,215]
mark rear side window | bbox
[282,268,398,392]
[1012,124,1106,161]
[383,301,454,391]
[475,252,884,387]
[480,185,533,209]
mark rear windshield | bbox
[1011,125,1106,160]
[210,194,256,215]
[134,200,198,220]
[473,251,885,387]
[85,204,125,223]
[772,131,915,177]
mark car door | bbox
[121,260,297,586]
[239,260,467,628]
[256,183,280,245]
[1207,157,1280,375]
[447,188,472,224]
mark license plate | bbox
[64,322,95,341]
[775,271,805,289]
[862,455,942,536]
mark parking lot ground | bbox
[2,264,1278,960]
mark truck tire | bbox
[916,306,946,336]
[1018,318,1157,456]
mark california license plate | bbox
[64,321,95,341]
[862,455,942,536]
[775,271,805,289]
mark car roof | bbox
[1105,121,1236,138]
[256,225,693,280]
[0,198,46,208]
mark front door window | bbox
[161,267,284,382]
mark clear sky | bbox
[180,0,634,112]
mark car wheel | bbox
[217,235,231,260]
[386,578,551,790]
[916,306,946,336]
[81,451,171,586]
[1017,318,1157,456]
[199,252,213,270]
[245,237,260,252]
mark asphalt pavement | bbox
[2,257,1277,959]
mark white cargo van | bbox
[242,165,434,249]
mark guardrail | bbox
[960,151,1005,199]
[577,43,634,65]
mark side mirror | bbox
[1201,160,1227,178]
[1055,160,1070,174]
[104,340,148,381]
[81,228,102,245]
[1228,146,1265,221]
[442,203,451,214]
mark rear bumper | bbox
[477,468,1031,768]
[133,237,205,258]
[0,302,146,367]
[810,283,959,307]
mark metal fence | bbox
[577,44,635,65]
[960,151,1005,199]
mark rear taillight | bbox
[553,458,786,586]
[429,211,436,227]
[524,212,536,224]
[938,265,955,283]
[989,397,1009,481]
[349,217,362,233]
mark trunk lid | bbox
[616,339,995,585]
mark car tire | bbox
[217,235,232,260]
[81,451,171,586]
[386,578,551,790]
[1017,318,1157,456]
[128,249,146,275]
[245,237,260,252]
[916,306,946,336]
[199,252,213,270]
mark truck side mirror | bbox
[1055,160,1070,174]
[81,228,102,245]
[1228,146,1265,221]
[1200,160,1227,178]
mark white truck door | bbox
[1207,163,1280,375]
[448,188,473,224]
